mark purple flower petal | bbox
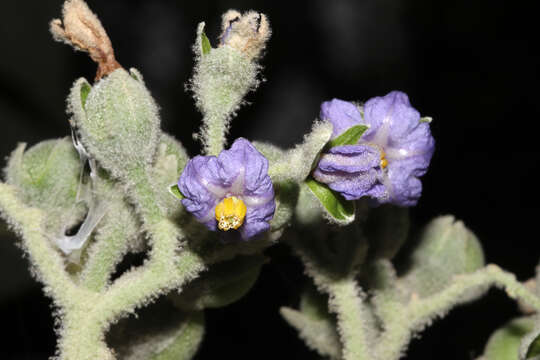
[320,99,364,138]
[178,137,275,239]
[314,91,435,207]
[313,144,384,200]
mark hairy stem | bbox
[78,220,132,292]
[202,111,228,156]
[291,239,372,360]
[0,183,81,306]
[327,277,372,360]
[375,264,540,360]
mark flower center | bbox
[215,196,247,231]
[380,150,388,169]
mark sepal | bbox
[305,178,355,226]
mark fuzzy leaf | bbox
[306,178,355,225]
[4,138,86,236]
[108,300,204,360]
[280,287,340,359]
[520,320,540,360]
[170,255,265,311]
[401,215,485,299]
[327,124,369,148]
[364,205,409,260]
[280,307,341,359]
[482,317,535,360]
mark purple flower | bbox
[313,91,435,207]
[178,138,275,240]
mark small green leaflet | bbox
[80,82,91,109]
[420,116,433,123]
[201,32,212,55]
[526,333,540,358]
[327,125,369,149]
[306,178,355,223]
[169,184,184,200]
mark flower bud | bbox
[219,10,271,60]
[68,68,161,179]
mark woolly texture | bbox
[178,138,275,240]
[314,92,435,206]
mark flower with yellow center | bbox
[215,196,247,231]
[178,138,275,240]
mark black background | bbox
[1,0,539,359]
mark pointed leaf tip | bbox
[169,184,184,200]
[201,32,212,55]
[327,125,369,148]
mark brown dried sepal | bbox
[50,0,122,81]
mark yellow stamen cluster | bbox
[215,196,247,231]
[380,151,388,169]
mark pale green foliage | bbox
[295,182,324,225]
[4,139,86,235]
[364,205,409,260]
[401,215,485,298]
[519,317,540,360]
[3,3,540,360]
[481,317,535,360]
[280,287,341,359]
[108,302,204,360]
[69,68,161,178]
[171,255,265,311]
[151,133,189,220]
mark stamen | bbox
[380,151,388,169]
[215,196,247,231]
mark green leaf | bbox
[170,255,265,311]
[306,178,355,224]
[420,116,432,123]
[168,184,184,200]
[327,125,369,148]
[201,32,211,55]
[526,333,540,358]
[483,317,535,360]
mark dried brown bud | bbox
[50,0,121,80]
[219,10,271,60]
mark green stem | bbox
[0,183,80,306]
[203,111,228,156]
[375,264,540,360]
[78,228,129,292]
[327,277,372,360]
[291,239,372,360]
[95,220,205,324]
